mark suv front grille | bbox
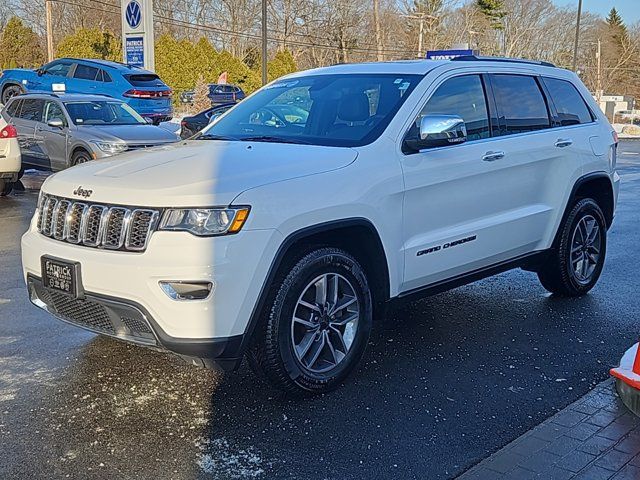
[37,194,159,252]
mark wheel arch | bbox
[549,172,614,251]
[239,218,391,358]
[1,82,24,100]
[70,144,93,164]
[570,172,615,228]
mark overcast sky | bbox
[552,0,639,24]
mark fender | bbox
[236,218,390,362]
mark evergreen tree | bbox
[56,29,120,61]
[476,0,506,29]
[0,17,45,69]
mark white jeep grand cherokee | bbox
[22,57,620,394]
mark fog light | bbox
[159,281,213,301]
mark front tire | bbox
[0,179,13,196]
[1,84,23,105]
[71,149,91,167]
[537,198,607,296]
[249,247,373,395]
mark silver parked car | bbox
[1,93,179,171]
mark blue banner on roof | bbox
[426,49,475,60]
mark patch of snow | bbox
[195,437,266,478]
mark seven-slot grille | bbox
[37,194,159,252]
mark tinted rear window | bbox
[5,99,22,117]
[543,77,593,126]
[491,74,550,135]
[74,64,99,80]
[18,99,44,122]
[125,74,164,87]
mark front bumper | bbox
[22,224,283,369]
[27,274,243,369]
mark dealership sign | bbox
[426,49,476,60]
[121,0,155,71]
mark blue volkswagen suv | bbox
[0,58,173,123]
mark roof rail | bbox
[450,55,556,68]
[24,91,59,98]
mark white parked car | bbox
[22,57,620,394]
[0,114,21,195]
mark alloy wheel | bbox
[570,214,601,284]
[291,273,360,374]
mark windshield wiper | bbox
[240,135,310,145]
[194,133,239,141]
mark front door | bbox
[399,73,559,293]
[37,100,69,171]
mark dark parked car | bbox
[208,84,245,105]
[179,103,235,139]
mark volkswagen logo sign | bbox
[125,0,142,29]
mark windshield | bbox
[64,101,146,126]
[197,74,421,147]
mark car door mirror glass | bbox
[47,118,65,128]
[406,115,467,152]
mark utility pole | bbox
[417,15,424,58]
[45,0,55,62]
[596,38,602,103]
[261,0,267,86]
[373,0,383,62]
[572,0,583,71]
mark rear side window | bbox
[74,64,99,81]
[5,99,22,117]
[491,75,550,135]
[416,74,490,141]
[543,77,593,126]
[125,74,164,87]
[18,99,44,122]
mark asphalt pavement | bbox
[1,141,640,480]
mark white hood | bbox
[42,140,358,207]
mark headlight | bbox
[92,141,128,154]
[159,207,250,236]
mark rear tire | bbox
[537,198,607,296]
[0,179,13,196]
[71,149,91,167]
[1,84,23,105]
[249,247,373,395]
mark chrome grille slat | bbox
[37,194,159,252]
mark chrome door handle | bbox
[555,138,573,148]
[482,151,505,162]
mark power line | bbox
[50,0,417,57]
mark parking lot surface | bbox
[1,141,640,479]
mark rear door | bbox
[65,63,100,93]
[11,98,46,167]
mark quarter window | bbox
[414,75,490,141]
[18,99,44,122]
[491,75,550,135]
[543,77,593,126]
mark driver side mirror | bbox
[36,68,44,76]
[47,118,65,129]
[404,115,467,152]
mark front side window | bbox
[43,61,73,77]
[18,99,44,122]
[491,74,550,135]
[543,77,593,126]
[74,64,99,81]
[63,101,146,125]
[43,101,66,125]
[198,74,421,147]
[411,75,490,142]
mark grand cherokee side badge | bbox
[73,186,93,198]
